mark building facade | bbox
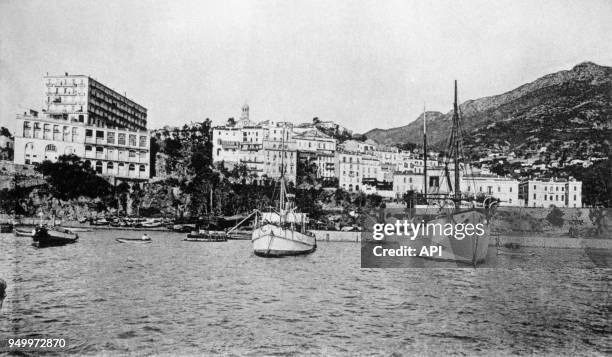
[519,178,582,208]
[14,74,150,180]
[461,175,520,206]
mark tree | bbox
[36,155,112,200]
[546,206,565,227]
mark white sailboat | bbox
[251,128,317,257]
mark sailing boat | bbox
[251,127,317,257]
[402,81,491,265]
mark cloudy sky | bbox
[1,0,611,134]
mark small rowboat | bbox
[14,226,36,237]
[116,238,152,244]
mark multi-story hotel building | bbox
[519,178,582,208]
[14,73,150,181]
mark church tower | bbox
[239,103,250,126]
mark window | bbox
[107,132,115,144]
[85,145,92,151]
[85,129,93,137]
[43,124,51,139]
[129,134,136,146]
[139,136,147,147]
[96,130,104,138]
[533,194,536,199]
[129,150,136,158]
[509,187,512,192]
[139,165,146,172]
[574,195,576,200]
[128,164,135,171]
[72,127,78,141]
[118,133,126,145]
[96,147,103,153]
[23,121,31,136]
[107,162,114,170]
[45,144,57,152]
[95,161,103,174]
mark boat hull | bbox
[116,238,152,244]
[32,227,78,248]
[409,210,490,265]
[183,237,227,242]
[14,227,35,237]
[252,224,316,257]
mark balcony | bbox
[219,140,240,149]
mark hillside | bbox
[364,62,612,159]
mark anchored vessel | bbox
[251,128,316,257]
[32,226,79,248]
[378,81,492,265]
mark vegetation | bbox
[36,155,113,200]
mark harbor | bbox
[1,229,610,355]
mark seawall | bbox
[311,230,361,242]
[494,235,612,249]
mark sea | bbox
[0,230,610,356]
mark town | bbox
[0,73,586,216]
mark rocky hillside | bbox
[365,62,612,158]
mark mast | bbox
[423,104,427,197]
[453,80,460,207]
[279,125,286,211]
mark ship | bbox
[251,127,317,257]
[366,81,493,266]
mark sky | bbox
[1,0,611,135]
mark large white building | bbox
[461,175,520,206]
[519,178,582,208]
[13,74,150,180]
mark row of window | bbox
[533,185,577,191]
[86,160,147,174]
[84,129,147,147]
[533,194,578,201]
[23,122,80,141]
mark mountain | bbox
[364,62,612,159]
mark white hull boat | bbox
[252,224,316,257]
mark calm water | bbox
[1,230,610,356]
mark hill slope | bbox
[364,62,612,158]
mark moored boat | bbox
[90,218,110,226]
[185,230,227,242]
[14,226,36,237]
[0,223,13,233]
[32,226,79,248]
[116,237,152,244]
[251,126,316,257]
[411,82,491,265]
